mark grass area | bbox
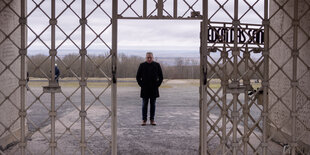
[28,78,140,88]
[28,77,262,89]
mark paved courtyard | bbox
[4,79,283,154]
[5,80,201,154]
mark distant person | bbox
[136,52,163,126]
[55,64,60,83]
[26,71,29,91]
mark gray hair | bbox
[146,52,153,56]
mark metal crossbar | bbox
[118,0,203,19]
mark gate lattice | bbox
[0,0,309,155]
[200,0,310,155]
[1,0,116,154]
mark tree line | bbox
[27,53,262,79]
[27,54,201,79]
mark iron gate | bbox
[200,0,268,154]
[200,0,310,155]
[0,0,309,155]
[0,0,117,154]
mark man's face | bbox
[146,54,153,63]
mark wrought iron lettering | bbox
[208,26,264,44]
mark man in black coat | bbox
[136,52,163,126]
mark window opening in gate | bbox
[117,20,202,154]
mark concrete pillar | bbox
[269,0,310,150]
[0,0,22,150]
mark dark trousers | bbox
[142,98,156,121]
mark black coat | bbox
[136,61,163,98]
[55,66,60,78]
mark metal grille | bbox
[0,0,117,154]
[0,0,24,154]
[200,0,310,154]
[0,0,310,155]
[267,0,310,154]
[118,0,203,19]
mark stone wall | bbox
[269,0,310,149]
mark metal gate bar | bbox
[80,0,86,154]
[200,1,208,154]
[221,46,228,155]
[262,0,269,154]
[20,0,27,154]
[291,1,298,154]
[232,1,239,154]
[50,0,56,154]
[112,0,118,154]
[243,44,249,154]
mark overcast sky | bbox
[26,0,265,57]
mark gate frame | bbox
[15,0,268,154]
[113,1,206,154]
[8,0,307,154]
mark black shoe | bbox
[150,120,156,126]
[141,120,147,126]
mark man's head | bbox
[145,52,153,63]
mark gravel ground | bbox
[4,80,282,154]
